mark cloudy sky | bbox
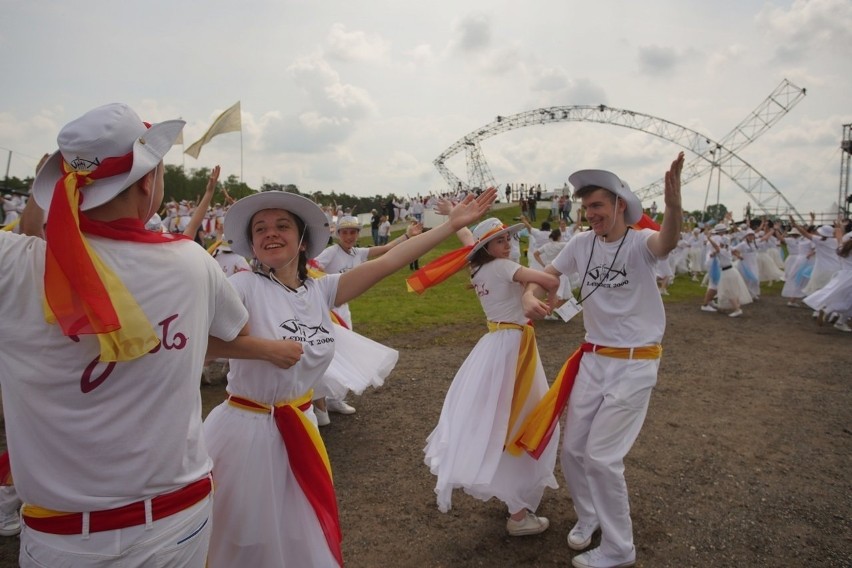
[2,0,850,217]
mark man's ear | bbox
[138,169,156,195]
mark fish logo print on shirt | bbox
[279,319,335,347]
[584,261,629,290]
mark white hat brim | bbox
[32,119,185,212]
[224,191,331,260]
[816,225,834,238]
[467,223,523,260]
[569,169,642,224]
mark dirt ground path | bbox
[1,292,850,566]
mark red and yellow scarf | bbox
[511,342,662,459]
[228,393,343,567]
[43,158,188,362]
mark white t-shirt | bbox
[225,272,340,403]
[215,250,251,276]
[0,232,248,512]
[552,228,666,346]
[536,240,567,267]
[312,244,370,327]
[527,228,551,255]
[470,259,525,325]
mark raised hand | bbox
[448,187,497,230]
[435,197,455,216]
[663,151,685,210]
[406,222,424,238]
[205,165,221,196]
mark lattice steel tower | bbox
[840,124,851,217]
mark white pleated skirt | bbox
[717,267,753,310]
[758,252,785,282]
[204,404,339,568]
[315,323,399,399]
[804,269,852,316]
[803,267,837,295]
[424,328,559,514]
[782,255,809,298]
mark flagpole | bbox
[240,124,244,184]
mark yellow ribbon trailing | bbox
[487,322,539,456]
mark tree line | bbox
[3,165,400,215]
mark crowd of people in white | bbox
[7,185,851,333]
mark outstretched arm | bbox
[336,188,497,305]
[788,215,813,240]
[647,152,685,257]
[366,221,423,259]
[183,166,220,238]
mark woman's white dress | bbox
[204,272,342,568]
[424,259,559,514]
[782,238,812,299]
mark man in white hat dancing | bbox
[520,152,684,568]
[0,103,250,567]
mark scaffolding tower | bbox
[840,124,851,217]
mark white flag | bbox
[185,102,241,159]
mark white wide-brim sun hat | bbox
[568,169,643,224]
[816,225,834,238]
[32,103,185,212]
[336,215,361,230]
[224,191,331,260]
[467,217,523,260]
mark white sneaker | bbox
[834,321,852,332]
[326,399,356,415]
[506,511,549,536]
[700,304,717,312]
[728,309,743,318]
[0,511,20,537]
[567,521,599,550]
[572,546,636,568]
[314,408,331,426]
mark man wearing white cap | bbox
[520,153,685,568]
[0,103,250,567]
[311,214,421,421]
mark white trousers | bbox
[19,495,212,568]
[560,353,659,558]
[0,485,21,517]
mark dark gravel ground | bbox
[1,292,850,567]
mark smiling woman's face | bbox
[249,208,305,269]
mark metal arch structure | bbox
[433,79,806,220]
[840,124,852,217]
[634,79,806,202]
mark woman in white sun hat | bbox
[202,187,496,567]
[410,205,560,538]
[1,103,250,567]
[701,223,752,316]
[788,218,841,317]
[803,219,852,331]
[780,227,812,307]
